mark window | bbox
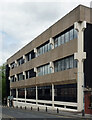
[17,57,25,66]
[54,27,78,48]
[26,69,36,79]
[37,41,51,57]
[54,38,58,48]
[11,62,16,69]
[38,86,52,100]
[54,84,77,102]
[65,32,69,43]
[58,36,61,46]
[70,29,74,40]
[37,64,52,76]
[17,73,24,81]
[74,29,77,39]
[65,58,70,70]
[61,34,65,45]
[70,56,74,69]
[54,62,58,72]
[26,87,36,99]
[18,88,25,98]
[54,55,77,72]
[11,75,16,82]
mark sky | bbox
[0,0,91,65]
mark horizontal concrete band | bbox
[10,68,77,88]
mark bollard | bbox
[57,108,59,113]
[31,107,32,110]
[25,106,26,109]
[46,107,47,112]
[38,107,39,111]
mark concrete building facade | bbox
[6,5,92,114]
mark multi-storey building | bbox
[6,5,92,114]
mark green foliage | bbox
[0,64,6,103]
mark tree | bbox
[0,64,6,104]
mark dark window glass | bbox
[11,75,16,82]
[54,84,77,102]
[17,57,24,66]
[26,87,36,99]
[26,69,36,79]
[11,62,16,69]
[18,88,25,98]
[38,86,52,100]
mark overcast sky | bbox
[0,0,91,65]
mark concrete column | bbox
[25,88,26,103]
[9,64,11,69]
[74,21,86,112]
[49,38,54,49]
[16,88,18,98]
[23,55,26,63]
[50,61,54,73]
[15,74,18,81]
[52,84,54,108]
[36,86,38,106]
[23,71,26,80]
[15,60,18,67]
[34,48,37,57]
[34,67,38,77]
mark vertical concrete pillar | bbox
[25,88,26,103]
[34,48,37,57]
[16,88,18,98]
[34,67,38,77]
[49,38,54,49]
[74,21,86,112]
[15,60,18,67]
[52,84,54,108]
[50,61,54,73]
[36,86,38,106]
[23,71,26,80]
[15,74,18,81]
[23,55,26,63]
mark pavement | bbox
[1,106,92,119]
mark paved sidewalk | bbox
[2,106,92,119]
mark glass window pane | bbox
[61,34,65,44]
[61,59,65,70]
[74,59,77,68]
[58,61,61,71]
[70,56,74,69]
[70,29,73,40]
[54,62,58,72]
[65,58,70,69]
[58,36,61,46]
[74,29,77,39]
[54,38,58,48]
[65,32,69,43]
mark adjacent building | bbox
[6,5,92,114]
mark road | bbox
[2,106,92,119]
